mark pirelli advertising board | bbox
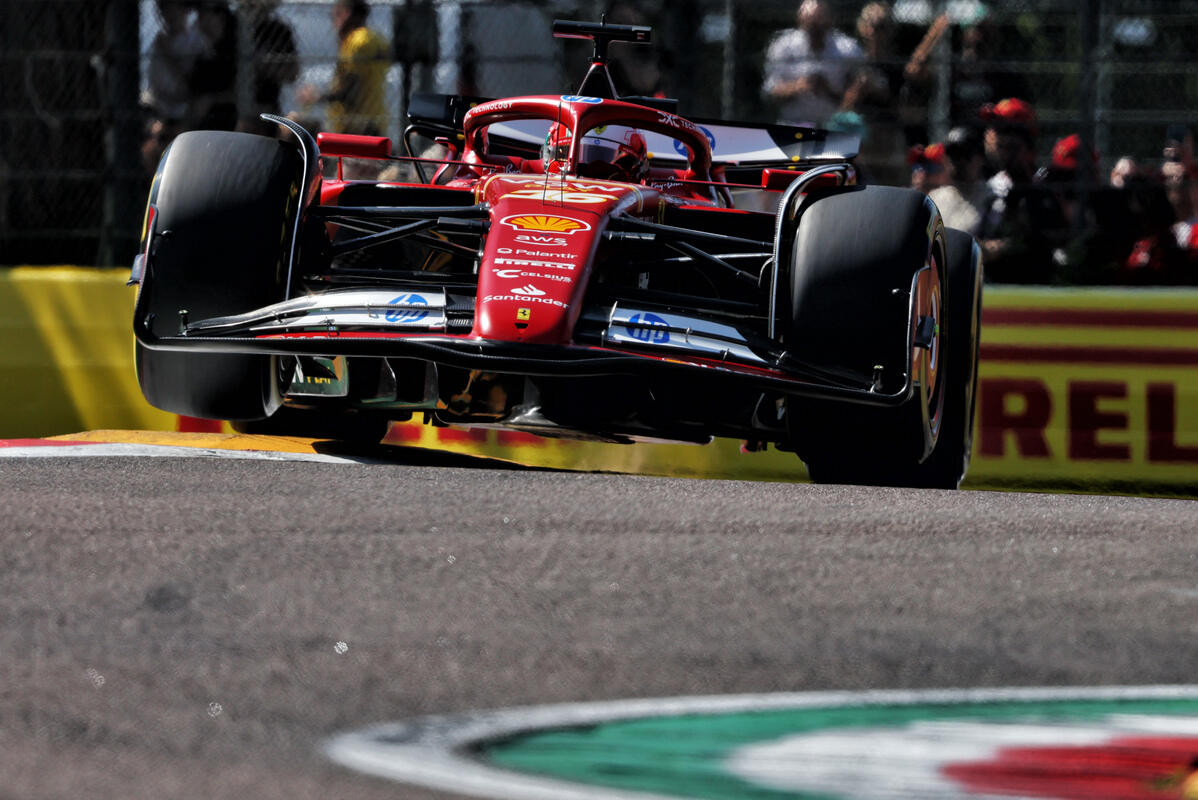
[0,269,1195,492]
[972,286,1198,488]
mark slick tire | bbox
[785,185,953,487]
[908,228,983,488]
[136,130,302,421]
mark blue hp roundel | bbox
[561,95,603,104]
[626,313,670,344]
[673,125,716,157]
[384,294,429,323]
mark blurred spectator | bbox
[762,0,863,127]
[906,142,944,194]
[140,118,177,177]
[239,0,300,135]
[145,0,206,125]
[842,2,905,183]
[1109,156,1140,189]
[298,0,390,135]
[1171,170,1198,271]
[1163,123,1194,171]
[1038,134,1117,284]
[928,125,990,235]
[976,99,1068,283]
[1161,125,1194,223]
[892,12,947,150]
[1121,180,1185,284]
[606,2,665,98]
[980,97,1036,182]
[190,0,239,130]
[951,13,1033,125]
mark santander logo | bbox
[510,284,546,297]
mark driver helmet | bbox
[542,122,572,165]
[542,123,649,181]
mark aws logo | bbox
[500,214,592,235]
[515,234,568,247]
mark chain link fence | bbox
[3,0,1198,280]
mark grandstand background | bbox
[2,0,1197,267]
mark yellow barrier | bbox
[0,268,175,437]
[972,287,1198,489]
[2,267,1195,489]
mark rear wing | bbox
[405,92,859,170]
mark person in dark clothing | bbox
[975,100,1067,283]
[190,0,238,130]
[951,17,1032,126]
[240,0,299,134]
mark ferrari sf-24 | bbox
[131,20,983,488]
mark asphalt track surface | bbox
[3,444,1198,799]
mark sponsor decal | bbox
[516,308,531,322]
[493,257,576,271]
[971,287,1198,486]
[492,268,570,283]
[673,124,716,157]
[561,95,602,104]
[501,188,618,204]
[500,214,591,235]
[626,312,671,344]
[483,294,568,309]
[496,247,576,258]
[495,176,628,194]
[515,234,568,248]
[475,100,513,112]
[384,293,429,323]
[517,248,577,259]
[510,284,546,297]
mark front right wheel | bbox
[784,187,979,488]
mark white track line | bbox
[0,443,372,463]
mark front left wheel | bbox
[135,130,303,420]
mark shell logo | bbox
[500,214,592,235]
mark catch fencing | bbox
[3,0,1197,266]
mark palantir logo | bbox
[384,293,429,323]
[626,313,670,344]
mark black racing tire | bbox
[910,228,983,488]
[136,130,302,421]
[785,185,952,487]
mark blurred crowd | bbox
[762,0,1198,285]
[137,0,1198,286]
[140,0,389,178]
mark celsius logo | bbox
[673,125,716,157]
[626,313,670,343]
[510,284,546,296]
[384,293,429,323]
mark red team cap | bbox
[1050,133,1098,171]
[980,97,1037,135]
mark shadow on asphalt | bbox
[308,440,553,472]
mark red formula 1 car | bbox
[131,20,982,488]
